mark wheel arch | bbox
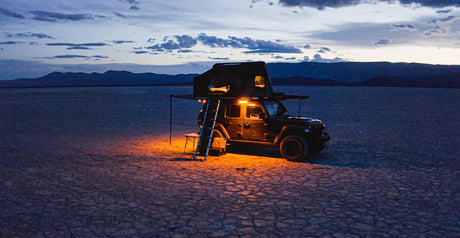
[274,125,306,145]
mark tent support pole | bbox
[298,98,301,117]
[170,95,172,147]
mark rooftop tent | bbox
[193,61,274,98]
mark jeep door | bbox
[242,103,270,141]
[224,103,243,139]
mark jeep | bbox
[198,97,330,161]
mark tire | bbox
[280,135,309,161]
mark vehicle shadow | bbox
[225,144,282,159]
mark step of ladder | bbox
[194,98,221,161]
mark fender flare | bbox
[214,123,230,140]
[274,125,306,144]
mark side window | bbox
[246,106,263,119]
[254,75,265,88]
[226,104,240,118]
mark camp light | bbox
[238,99,248,104]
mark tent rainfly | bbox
[193,61,274,98]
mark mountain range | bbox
[0,61,459,89]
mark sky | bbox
[1,0,460,80]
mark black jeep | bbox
[193,62,330,161]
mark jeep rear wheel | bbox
[280,135,308,161]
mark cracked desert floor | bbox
[1,86,459,237]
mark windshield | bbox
[263,101,288,117]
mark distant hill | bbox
[273,72,460,88]
[0,70,197,88]
[267,61,460,82]
[0,62,459,89]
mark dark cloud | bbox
[278,0,460,9]
[317,47,331,53]
[113,12,127,18]
[198,34,302,53]
[6,32,54,39]
[120,0,140,10]
[399,0,460,8]
[436,9,452,14]
[429,15,456,24]
[303,44,311,49]
[47,42,108,47]
[132,50,149,54]
[0,7,25,19]
[0,41,20,45]
[54,55,91,59]
[375,39,391,45]
[113,40,135,44]
[67,46,92,50]
[30,11,94,22]
[392,24,416,31]
[145,34,302,54]
[424,25,446,36]
[178,49,194,53]
[50,55,108,59]
[175,35,197,48]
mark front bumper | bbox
[320,132,331,143]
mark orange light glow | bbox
[238,100,248,104]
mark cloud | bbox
[317,47,331,53]
[278,0,460,9]
[113,40,135,44]
[436,9,452,14]
[47,42,109,47]
[208,57,230,60]
[0,7,25,19]
[429,15,456,24]
[392,24,416,31]
[132,50,149,54]
[6,32,54,39]
[92,55,109,59]
[197,34,302,53]
[311,53,344,62]
[399,0,460,8]
[175,35,197,48]
[303,44,311,49]
[120,0,140,10]
[375,39,391,45]
[424,25,447,36]
[30,11,94,22]
[113,12,127,18]
[145,34,302,54]
[67,46,92,50]
[53,55,91,59]
[0,41,20,45]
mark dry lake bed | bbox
[1,86,459,237]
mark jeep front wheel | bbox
[280,135,309,161]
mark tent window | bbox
[254,75,265,88]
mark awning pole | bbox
[170,95,172,147]
[298,98,301,117]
